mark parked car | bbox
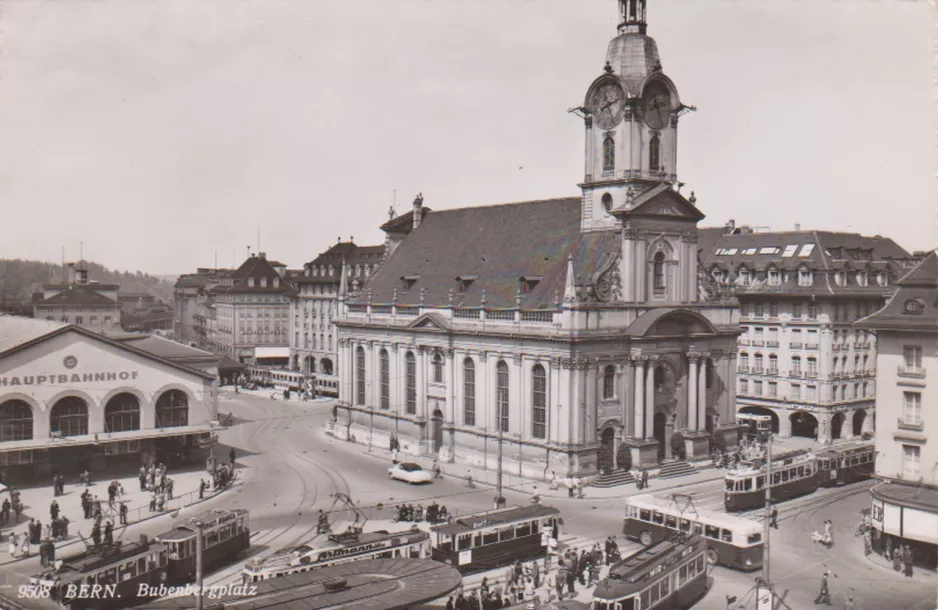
[388,462,433,484]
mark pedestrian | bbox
[104,522,113,546]
[166,478,174,500]
[20,533,29,558]
[107,482,116,508]
[575,478,584,499]
[903,544,914,578]
[149,493,157,513]
[199,479,207,499]
[566,476,574,498]
[547,470,558,491]
[844,596,856,610]
[119,502,128,526]
[91,522,101,547]
[50,499,60,521]
[769,504,778,529]
[229,448,236,465]
[641,469,649,489]
[556,561,567,601]
[60,516,70,540]
[44,539,55,566]
[863,528,872,556]
[1,497,10,524]
[8,533,17,558]
[893,547,902,572]
[814,570,835,606]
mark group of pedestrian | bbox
[1,488,24,524]
[52,474,66,497]
[556,544,606,600]
[90,519,114,549]
[106,480,125,508]
[884,537,915,578]
[565,476,585,499]
[634,469,650,491]
[48,500,72,539]
[394,502,449,524]
[139,463,170,494]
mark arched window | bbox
[105,392,140,432]
[653,252,666,295]
[380,350,390,410]
[464,358,476,426]
[532,365,547,439]
[496,361,509,433]
[356,346,366,406]
[51,396,89,437]
[405,352,417,415]
[602,193,613,214]
[602,365,616,400]
[156,390,188,428]
[603,137,615,173]
[432,352,444,383]
[0,399,33,441]
[649,135,661,171]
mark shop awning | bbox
[255,347,290,359]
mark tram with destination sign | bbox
[591,534,710,610]
[816,440,875,487]
[30,509,251,610]
[430,505,561,574]
[624,494,763,571]
[242,528,431,583]
[724,449,818,511]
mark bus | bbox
[724,449,818,511]
[736,413,773,440]
[242,528,431,583]
[430,505,561,574]
[816,440,875,487]
[591,534,710,610]
[623,494,763,571]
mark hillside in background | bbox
[0,259,175,309]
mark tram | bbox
[591,534,710,610]
[816,440,875,487]
[724,449,818,511]
[430,505,561,574]
[736,413,773,441]
[242,528,431,583]
[30,509,251,610]
[246,367,313,393]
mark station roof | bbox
[430,504,560,536]
[135,558,462,610]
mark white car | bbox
[388,462,433,484]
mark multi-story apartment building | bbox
[202,253,295,365]
[289,241,384,381]
[857,251,938,568]
[173,268,228,345]
[699,226,916,443]
[32,263,122,334]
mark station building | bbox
[857,252,938,569]
[0,315,220,484]
[333,0,743,479]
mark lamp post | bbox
[194,520,204,610]
[496,390,505,509]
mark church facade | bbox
[333,0,741,478]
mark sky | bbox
[0,0,934,276]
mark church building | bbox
[333,0,741,478]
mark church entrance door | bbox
[431,409,444,453]
[653,413,666,460]
[599,427,616,472]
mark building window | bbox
[903,391,922,425]
[767,269,780,287]
[649,135,661,171]
[432,352,444,383]
[807,329,818,347]
[792,302,803,319]
[806,385,817,401]
[769,302,779,318]
[532,365,547,439]
[496,360,510,433]
[755,302,765,318]
[807,357,818,377]
[754,354,763,373]
[380,350,390,410]
[798,268,813,287]
[768,382,777,398]
[768,354,778,374]
[808,303,818,319]
[603,365,616,400]
[903,346,923,373]
[790,383,801,400]
[653,252,666,296]
[75,316,83,325]
[0,400,33,442]
[356,346,366,406]
[739,379,748,395]
[156,390,189,428]
[602,193,614,214]
[791,356,801,375]
[740,302,750,317]
[405,352,417,415]
[903,445,921,479]
[105,393,140,432]
[603,137,615,173]
[753,381,763,396]
[464,358,476,426]
[739,353,749,372]
[738,268,750,286]
[50,397,89,438]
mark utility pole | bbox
[496,392,504,509]
[194,520,204,610]
[762,434,773,595]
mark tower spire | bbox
[618,0,648,34]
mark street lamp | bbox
[194,520,204,610]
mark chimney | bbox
[258,252,266,260]
[794,223,801,232]
[412,193,424,230]
[724,219,736,235]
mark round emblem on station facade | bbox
[63,355,78,369]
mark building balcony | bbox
[897,418,925,432]
[752,340,766,347]
[805,344,819,351]
[766,341,779,348]
[737,367,750,374]
[805,372,818,379]
[739,339,751,346]
[898,366,926,379]
[790,342,803,349]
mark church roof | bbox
[352,197,608,309]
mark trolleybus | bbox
[591,534,710,610]
[816,440,875,487]
[430,504,561,574]
[724,449,818,511]
[242,528,431,583]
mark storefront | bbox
[0,317,220,484]
[870,481,938,571]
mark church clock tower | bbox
[580,0,683,232]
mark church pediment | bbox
[406,312,451,332]
[616,185,705,221]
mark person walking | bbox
[903,544,914,578]
[91,522,101,547]
[814,570,835,606]
[50,500,60,522]
[769,504,778,529]
[119,502,128,526]
[229,447,236,466]
[641,469,650,490]
[20,533,29,558]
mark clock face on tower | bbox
[642,81,671,129]
[589,81,625,130]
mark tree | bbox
[709,430,727,454]
[617,443,632,471]
[671,431,686,460]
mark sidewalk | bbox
[0,466,237,565]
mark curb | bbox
[0,481,242,567]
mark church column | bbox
[416,347,427,420]
[550,358,562,445]
[632,356,645,439]
[584,360,598,445]
[622,228,636,303]
[697,354,709,432]
[644,356,657,439]
[338,338,350,404]
[513,355,524,438]
[367,340,377,409]
[687,352,699,431]
[569,360,586,448]
[445,348,455,425]
[618,359,630,437]
[723,348,737,424]
[478,352,489,433]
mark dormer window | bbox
[273,277,280,288]
[711,267,725,283]
[519,276,543,294]
[248,278,255,288]
[798,268,813,287]
[904,298,926,315]
[834,271,844,286]
[738,267,750,286]
[456,275,477,293]
[260,277,268,288]
[328,266,334,276]
[856,271,868,287]
[401,275,419,291]
[877,272,888,287]
[767,268,780,286]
